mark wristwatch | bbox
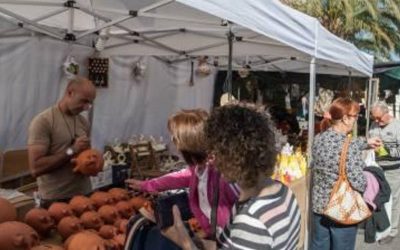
[66,147,74,156]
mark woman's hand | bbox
[162,205,198,250]
[125,179,143,190]
[367,137,382,149]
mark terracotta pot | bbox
[98,205,120,224]
[113,234,126,249]
[48,202,73,223]
[24,208,55,237]
[65,230,106,250]
[129,196,148,210]
[115,201,135,219]
[69,196,95,216]
[98,225,118,239]
[90,192,114,208]
[80,211,104,231]
[0,197,17,223]
[31,243,64,250]
[108,188,130,201]
[57,216,83,240]
[114,219,128,234]
[72,149,104,176]
[0,221,40,250]
[105,239,119,250]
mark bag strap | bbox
[209,171,220,241]
[339,136,352,178]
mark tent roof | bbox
[0,0,373,76]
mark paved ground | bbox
[355,228,400,250]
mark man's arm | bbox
[28,144,71,177]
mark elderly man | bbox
[28,77,96,207]
[369,101,400,244]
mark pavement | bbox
[355,228,400,250]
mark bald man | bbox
[28,77,96,207]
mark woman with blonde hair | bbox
[126,109,238,238]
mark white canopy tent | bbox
[0,0,374,150]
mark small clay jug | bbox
[0,221,40,250]
[80,211,104,231]
[114,219,128,234]
[129,196,148,210]
[65,230,107,250]
[57,216,83,240]
[90,191,114,208]
[24,208,55,237]
[98,205,120,224]
[108,188,130,201]
[115,201,135,219]
[48,202,74,223]
[0,197,17,223]
[69,195,95,216]
[98,225,118,239]
[72,149,104,176]
[113,234,126,249]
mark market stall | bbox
[0,0,374,249]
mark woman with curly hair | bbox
[162,104,301,250]
[126,109,239,238]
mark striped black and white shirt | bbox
[218,180,301,250]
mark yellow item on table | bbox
[376,146,389,157]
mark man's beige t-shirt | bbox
[28,106,92,200]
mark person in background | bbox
[126,109,239,238]
[162,104,301,250]
[311,97,381,250]
[28,76,96,208]
[369,101,400,244]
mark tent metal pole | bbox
[0,1,62,6]
[75,15,133,40]
[227,28,234,99]
[68,5,74,34]
[0,6,63,40]
[307,57,316,164]
[0,7,68,35]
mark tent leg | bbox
[227,29,233,100]
[305,57,316,250]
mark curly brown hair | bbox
[205,104,277,188]
[167,109,208,165]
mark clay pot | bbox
[24,208,55,237]
[0,197,17,223]
[98,205,120,224]
[115,201,135,219]
[80,211,104,231]
[98,225,118,239]
[108,188,130,201]
[31,243,64,250]
[114,219,128,234]
[129,196,148,210]
[105,239,119,250]
[0,221,40,250]
[65,230,106,250]
[90,192,114,208]
[57,216,83,240]
[69,196,95,216]
[72,149,104,176]
[113,234,126,249]
[48,202,74,223]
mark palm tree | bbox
[282,0,400,61]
